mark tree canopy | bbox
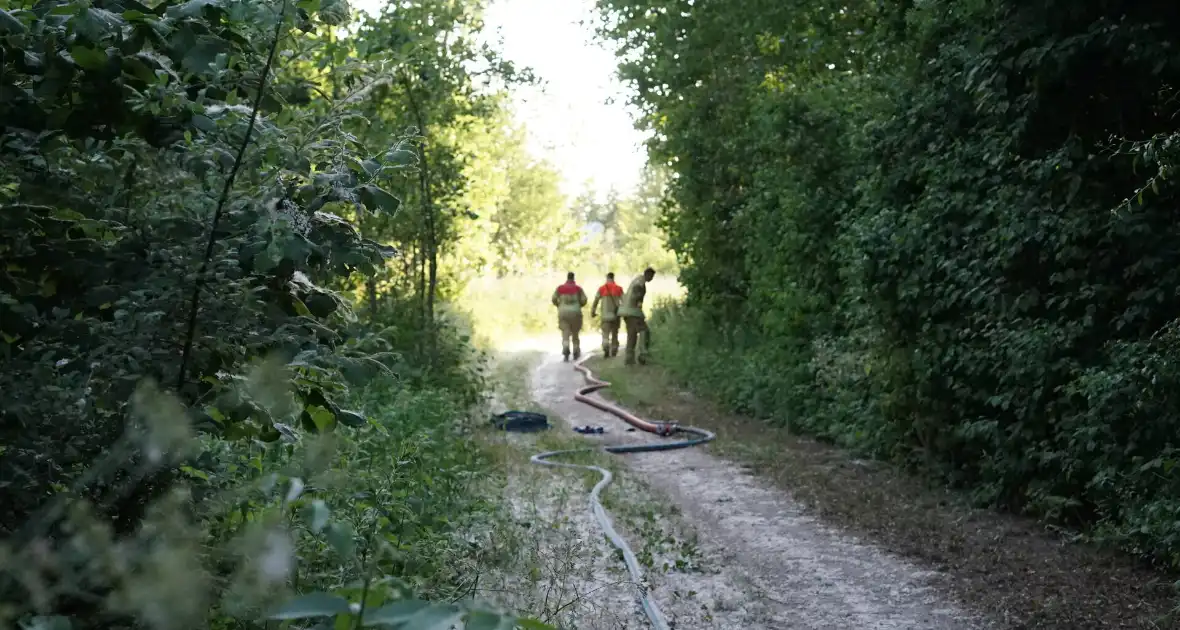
[572,164,679,278]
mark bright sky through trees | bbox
[350,0,650,201]
[482,0,649,200]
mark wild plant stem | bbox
[176,0,290,390]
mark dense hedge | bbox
[598,0,1180,566]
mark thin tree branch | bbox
[176,0,290,390]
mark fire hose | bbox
[529,352,716,630]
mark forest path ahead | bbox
[520,341,989,629]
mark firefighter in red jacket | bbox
[551,272,588,361]
[590,272,624,357]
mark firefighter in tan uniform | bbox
[551,272,588,361]
[619,267,655,365]
[590,272,624,357]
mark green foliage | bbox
[0,0,550,626]
[444,105,586,283]
[598,0,1180,568]
[449,144,682,349]
[441,106,685,349]
[1,0,395,535]
[572,164,679,277]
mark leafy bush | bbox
[599,0,1180,568]
[0,0,552,626]
[0,345,530,628]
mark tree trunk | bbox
[401,71,437,363]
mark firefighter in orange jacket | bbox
[551,271,588,361]
[590,272,624,357]
[619,267,655,365]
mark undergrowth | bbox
[0,320,550,629]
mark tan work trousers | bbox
[600,318,620,357]
[559,311,583,358]
[623,315,648,365]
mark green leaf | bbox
[345,156,368,174]
[307,404,335,431]
[182,36,229,72]
[514,619,556,630]
[0,8,27,34]
[357,184,400,214]
[274,422,299,441]
[267,593,352,619]
[305,292,338,317]
[21,616,73,630]
[76,7,125,41]
[70,45,109,70]
[260,92,284,113]
[318,0,349,25]
[385,148,415,167]
[363,601,462,628]
[336,409,366,427]
[463,610,516,630]
[339,357,373,386]
[292,296,313,317]
[258,421,282,442]
[283,234,316,266]
[362,599,429,625]
[168,0,222,18]
[191,114,216,132]
[179,465,209,481]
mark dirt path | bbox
[519,341,992,629]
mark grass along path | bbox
[586,356,1180,629]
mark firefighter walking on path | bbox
[619,267,655,365]
[590,272,624,357]
[551,271,588,361]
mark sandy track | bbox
[524,345,992,630]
